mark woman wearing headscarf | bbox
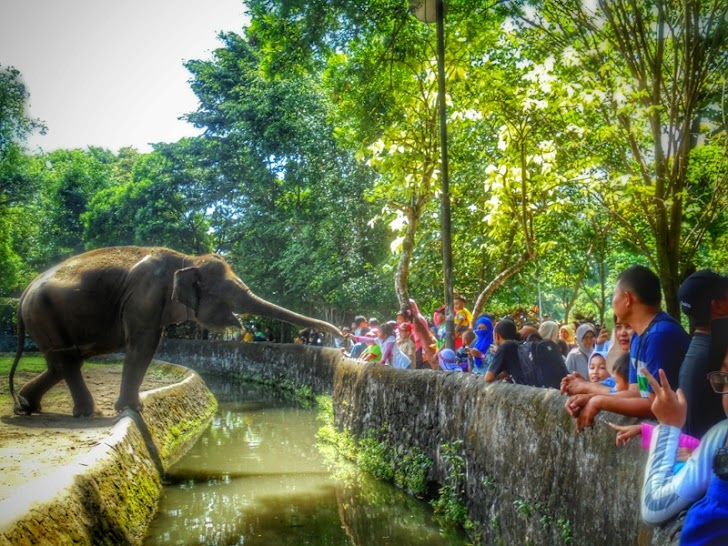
[542,320,570,359]
[564,323,596,378]
[469,315,494,375]
[559,324,577,355]
[539,320,560,343]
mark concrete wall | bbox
[156,339,680,546]
[0,362,217,546]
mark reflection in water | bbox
[143,375,471,546]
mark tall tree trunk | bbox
[394,205,420,309]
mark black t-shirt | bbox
[489,340,525,383]
[679,333,725,439]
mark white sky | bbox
[0,0,248,153]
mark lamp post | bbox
[410,0,455,350]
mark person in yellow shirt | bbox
[454,295,472,349]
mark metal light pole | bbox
[410,0,454,350]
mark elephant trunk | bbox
[238,290,341,337]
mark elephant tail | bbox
[9,306,26,410]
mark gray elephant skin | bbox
[9,246,341,417]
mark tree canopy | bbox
[1,0,726,331]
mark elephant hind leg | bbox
[57,353,99,417]
[16,354,65,414]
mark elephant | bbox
[9,246,341,417]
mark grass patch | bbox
[0,354,116,375]
[0,354,51,374]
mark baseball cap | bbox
[678,269,728,326]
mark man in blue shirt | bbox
[565,265,690,431]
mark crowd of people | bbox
[332,265,728,544]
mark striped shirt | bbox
[641,420,728,526]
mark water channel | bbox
[143,374,472,546]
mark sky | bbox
[0,0,248,153]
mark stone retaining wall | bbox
[0,361,217,546]
[156,339,679,546]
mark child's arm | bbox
[380,340,394,365]
[607,421,701,452]
[607,422,643,446]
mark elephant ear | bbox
[172,267,201,314]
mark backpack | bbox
[516,339,569,388]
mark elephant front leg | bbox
[115,329,161,413]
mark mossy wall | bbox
[157,339,679,546]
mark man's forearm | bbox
[595,394,654,418]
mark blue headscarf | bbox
[473,316,493,353]
[471,316,493,371]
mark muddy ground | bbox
[0,363,180,503]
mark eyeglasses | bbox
[707,371,728,394]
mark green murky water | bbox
[143,375,472,546]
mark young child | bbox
[359,331,382,362]
[397,323,417,369]
[438,348,463,372]
[608,353,699,471]
[379,322,411,368]
[611,352,631,393]
[457,329,476,372]
[588,351,611,383]
[348,326,372,359]
[453,296,473,349]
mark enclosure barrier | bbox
[156,339,681,546]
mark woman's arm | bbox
[639,367,724,526]
[641,423,723,525]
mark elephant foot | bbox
[13,394,40,416]
[114,397,144,414]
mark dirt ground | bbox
[0,363,180,503]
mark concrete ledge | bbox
[0,362,217,546]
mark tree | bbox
[510,0,728,316]
[31,149,118,264]
[0,65,47,295]
[0,65,45,207]
[183,31,391,322]
[83,140,215,254]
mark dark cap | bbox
[678,269,728,326]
